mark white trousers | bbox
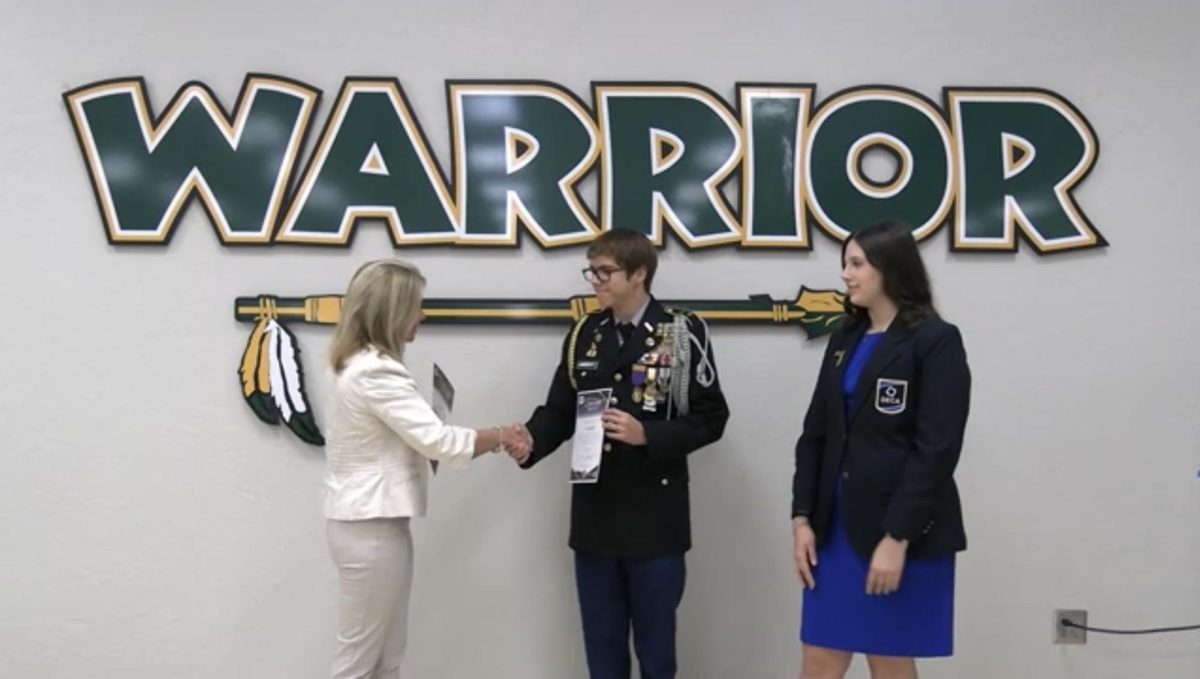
[327,518,414,679]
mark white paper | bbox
[570,388,611,484]
[431,363,455,422]
[429,364,456,473]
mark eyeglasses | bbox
[582,265,624,284]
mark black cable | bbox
[1061,619,1200,635]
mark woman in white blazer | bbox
[323,259,528,679]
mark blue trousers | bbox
[574,551,687,679]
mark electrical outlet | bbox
[1054,609,1088,644]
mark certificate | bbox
[570,388,611,484]
[429,363,456,473]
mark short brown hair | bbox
[586,229,658,291]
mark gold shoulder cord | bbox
[566,314,591,390]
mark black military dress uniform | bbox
[523,295,729,679]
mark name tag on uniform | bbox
[576,360,599,372]
[875,378,908,415]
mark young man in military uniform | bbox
[510,229,730,679]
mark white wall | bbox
[2,1,1198,677]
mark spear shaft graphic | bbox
[234,287,846,337]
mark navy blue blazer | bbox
[792,316,971,559]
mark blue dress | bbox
[800,332,956,657]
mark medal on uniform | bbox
[659,323,675,348]
[632,386,643,404]
[632,364,647,386]
[643,380,658,412]
[586,342,598,358]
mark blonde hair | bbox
[329,259,427,373]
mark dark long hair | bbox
[841,220,938,329]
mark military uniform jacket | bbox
[524,297,730,558]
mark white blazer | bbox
[323,347,477,520]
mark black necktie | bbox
[617,323,633,346]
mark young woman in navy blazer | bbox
[792,221,971,679]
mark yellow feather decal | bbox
[257,326,272,393]
[239,317,268,398]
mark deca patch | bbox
[875,378,908,415]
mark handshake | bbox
[494,423,534,465]
[486,408,645,465]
